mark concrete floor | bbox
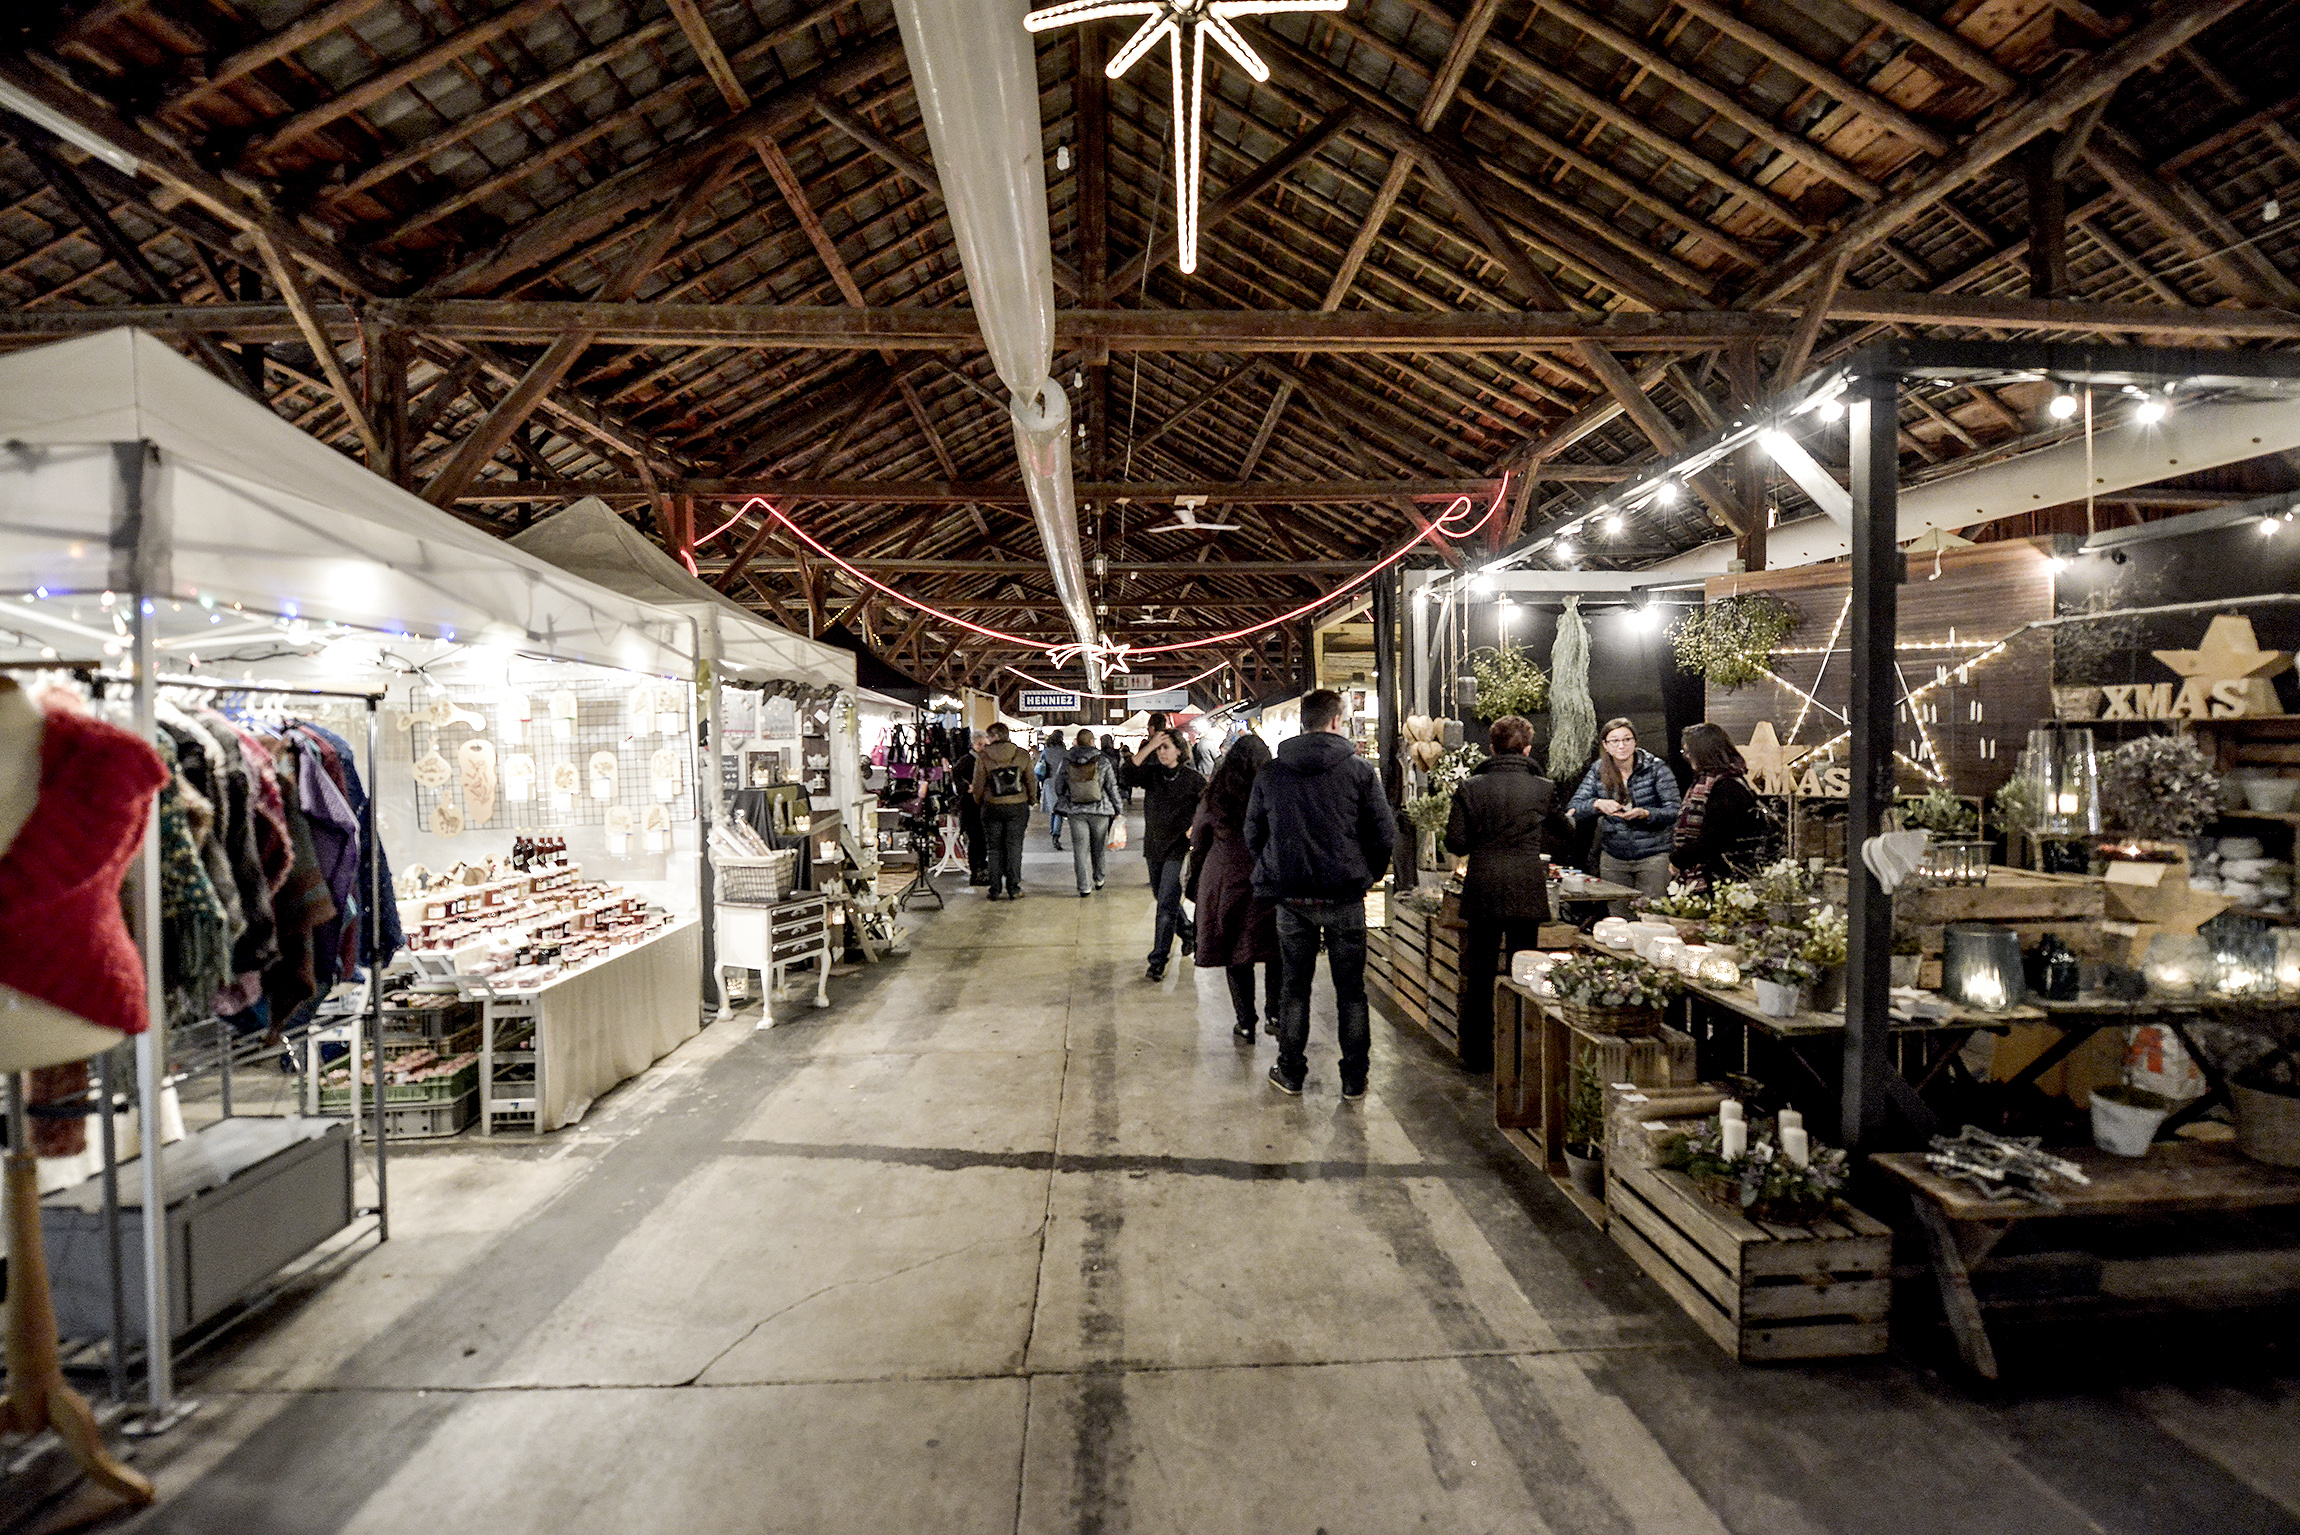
[27,822,2300,1533]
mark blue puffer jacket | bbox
[1566,748,1682,862]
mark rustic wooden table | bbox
[1872,1142,2300,1379]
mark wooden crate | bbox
[1495,980,1694,1173]
[1607,1161,1892,1362]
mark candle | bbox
[1719,1099,1745,1123]
[1720,1118,1748,1158]
[1781,1126,1810,1167]
[1778,1108,1802,1133]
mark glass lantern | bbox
[1941,923,2026,1011]
[2141,933,2211,1000]
[2209,924,2278,1001]
[2277,930,2300,1001]
[1697,952,1742,988]
[2027,726,2102,837]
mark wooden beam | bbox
[1421,0,1504,131]
[2084,129,2300,308]
[2024,140,2070,300]
[17,138,250,390]
[667,0,751,109]
[421,153,731,505]
[157,0,389,118]
[1836,0,2017,96]
[1666,0,1950,155]
[1108,106,1359,293]
[1774,247,1856,392]
[423,35,905,297]
[461,477,1499,504]
[1527,0,1885,200]
[248,228,382,463]
[241,0,566,167]
[1749,0,2252,306]
[809,92,940,199]
[365,318,411,487]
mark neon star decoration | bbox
[1024,0,1347,274]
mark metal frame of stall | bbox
[1491,339,2300,1153]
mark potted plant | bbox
[1747,927,1815,1018]
[1404,743,1486,868]
[1751,858,1813,924]
[1801,907,1849,1012]
[2089,1083,2174,1157]
[2100,734,2221,844]
[1636,882,1713,941]
[1546,951,1683,1037]
[1562,1044,1606,1199]
[2230,1043,2300,1170]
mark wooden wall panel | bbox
[1697,542,2056,801]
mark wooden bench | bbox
[1872,1142,2300,1379]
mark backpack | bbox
[989,762,1026,798]
[1066,759,1103,801]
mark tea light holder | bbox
[1941,923,2026,1012]
[1675,943,1710,978]
[1648,935,1685,972]
[2028,725,2101,836]
[2209,926,2278,1001]
[1593,917,1633,948]
[2141,932,2210,1000]
[2276,930,2300,1000]
[1697,952,1742,988]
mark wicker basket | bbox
[717,849,797,906]
[1559,1000,1663,1038]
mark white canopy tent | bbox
[508,497,853,692]
[0,329,690,677]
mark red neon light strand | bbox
[739,476,1504,666]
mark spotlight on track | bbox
[2048,390,2079,420]
[2135,393,2169,425]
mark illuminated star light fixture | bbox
[1024,0,1348,274]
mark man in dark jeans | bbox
[1244,689,1395,1100]
[970,722,1035,900]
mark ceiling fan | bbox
[1141,495,1239,534]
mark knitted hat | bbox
[0,704,168,1036]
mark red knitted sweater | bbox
[0,704,168,1035]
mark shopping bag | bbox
[1107,817,1128,850]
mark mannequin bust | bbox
[0,680,133,1071]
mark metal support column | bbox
[364,698,388,1241]
[1842,370,1903,1152]
[1372,568,1410,889]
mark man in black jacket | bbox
[1444,715,1571,1071]
[1128,729,1204,980]
[1245,689,1396,1100]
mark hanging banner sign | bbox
[1020,689,1081,713]
[1128,688,1191,711]
[1124,677,1161,693]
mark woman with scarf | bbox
[1671,723,1767,886]
[1187,735,1280,1042]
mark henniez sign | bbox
[1019,689,1081,713]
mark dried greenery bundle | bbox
[1469,641,1549,720]
[1548,596,1596,779]
[1668,593,1801,690]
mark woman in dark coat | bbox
[1671,722,1768,886]
[1188,734,1280,1042]
[1443,715,1570,1073]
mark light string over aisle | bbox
[738,477,1505,671]
[1000,658,1231,701]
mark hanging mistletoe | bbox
[1669,593,1802,690]
[1470,640,1550,720]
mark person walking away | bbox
[1189,735,1278,1039]
[1672,722,1767,887]
[1056,727,1121,897]
[1186,724,1218,777]
[1100,733,1128,812]
[1247,688,1396,1100]
[1037,730,1069,851]
[1566,717,1680,916]
[971,723,1034,900]
[953,730,989,886]
[1131,729,1204,978]
[1445,715,1570,1073]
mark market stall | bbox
[0,329,704,1433]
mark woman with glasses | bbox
[1565,717,1681,915]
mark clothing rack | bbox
[4,657,390,1433]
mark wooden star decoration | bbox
[2152,613,2292,718]
[1740,721,1812,795]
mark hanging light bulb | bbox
[1817,399,1845,422]
[2048,390,2079,420]
[1554,541,1578,564]
[1655,480,1680,505]
[1468,570,1495,595]
[1605,513,1625,536]
[2135,394,2168,424]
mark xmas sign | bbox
[2082,614,2293,721]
